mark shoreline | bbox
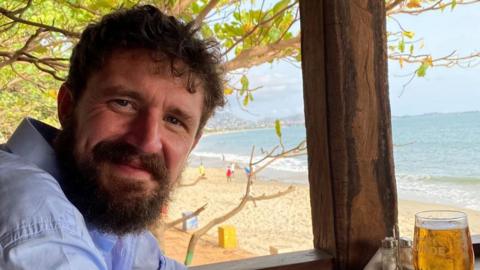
[202,123,305,137]
[202,126,272,137]
[190,153,480,212]
[162,166,480,264]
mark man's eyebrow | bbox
[169,107,195,123]
[101,85,145,101]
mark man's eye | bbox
[109,99,135,112]
[165,115,182,126]
[114,99,130,107]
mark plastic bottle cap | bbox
[399,237,412,248]
[382,237,398,248]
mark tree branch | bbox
[178,176,207,187]
[222,0,298,56]
[60,0,100,16]
[8,0,33,15]
[0,51,69,70]
[277,8,299,42]
[171,0,197,16]
[385,0,405,11]
[390,50,480,67]
[387,0,480,16]
[225,35,300,71]
[10,65,48,91]
[251,145,279,165]
[253,144,306,175]
[32,61,65,81]
[0,28,44,69]
[248,185,295,203]
[3,54,66,81]
[0,7,80,38]
[183,146,284,264]
[165,203,208,229]
[192,0,221,29]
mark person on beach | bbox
[226,166,233,182]
[198,162,206,177]
[230,162,236,177]
[0,5,224,270]
[244,166,256,180]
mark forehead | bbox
[102,49,199,89]
[85,49,205,110]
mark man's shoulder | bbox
[0,149,83,246]
[0,149,65,202]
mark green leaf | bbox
[224,88,233,95]
[191,2,201,13]
[283,32,293,40]
[89,0,113,10]
[402,31,415,39]
[294,51,302,62]
[201,26,213,38]
[398,39,405,53]
[451,0,457,10]
[33,45,48,54]
[274,119,282,139]
[240,75,249,91]
[214,23,221,33]
[234,45,243,56]
[248,92,254,101]
[233,12,241,21]
[272,0,290,14]
[269,28,281,41]
[243,94,249,106]
[409,44,414,55]
[416,63,429,77]
[224,39,234,49]
[440,3,447,11]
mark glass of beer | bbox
[413,210,474,270]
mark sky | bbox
[224,3,480,119]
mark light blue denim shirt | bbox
[0,118,186,270]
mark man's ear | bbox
[57,84,74,127]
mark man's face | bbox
[56,48,203,234]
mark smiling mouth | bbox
[111,161,152,180]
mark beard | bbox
[54,118,173,235]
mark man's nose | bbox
[127,112,163,154]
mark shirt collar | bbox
[7,119,122,253]
[6,118,61,180]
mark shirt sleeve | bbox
[0,153,108,269]
[1,229,108,270]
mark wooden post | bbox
[300,0,397,269]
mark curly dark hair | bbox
[66,5,225,132]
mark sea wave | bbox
[396,174,480,211]
[191,151,308,173]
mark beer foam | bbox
[419,220,468,230]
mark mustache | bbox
[92,140,167,181]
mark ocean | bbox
[191,111,480,211]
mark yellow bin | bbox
[218,225,237,249]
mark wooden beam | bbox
[299,0,397,269]
[189,249,334,270]
[472,234,480,256]
[298,0,337,258]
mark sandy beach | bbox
[157,167,480,266]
